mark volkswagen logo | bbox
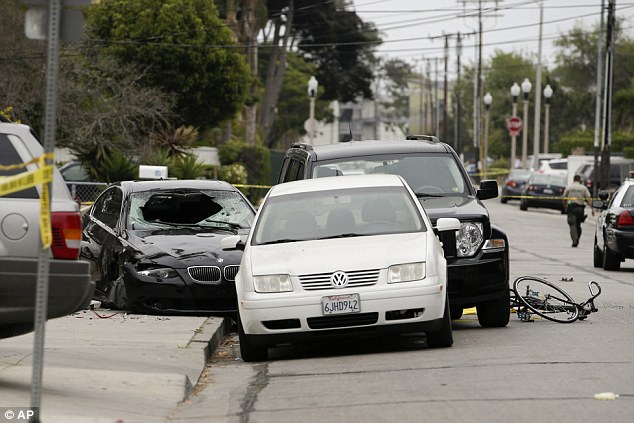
[330,271,349,288]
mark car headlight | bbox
[137,267,179,279]
[254,274,293,293]
[388,262,425,283]
[456,222,483,257]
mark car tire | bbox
[602,243,621,271]
[426,296,453,348]
[520,201,527,211]
[476,289,510,328]
[500,195,508,204]
[450,306,463,320]
[593,236,603,268]
[238,314,268,362]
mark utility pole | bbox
[443,34,449,143]
[426,58,433,134]
[459,0,502,177]
[434,58,440,137]
[531,1,544,171]
[455,32,462,155]
[601,0,616,191]
[593,0,605,197]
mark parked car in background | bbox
[520,173,567,213]
[501,169,533,203]
[576,158,634,192]
[226,174,460,361]
[278,137,510,328]
[593,176,634,270]
[1,118,94,339]
[537,158,568,179]
[80,180,256,313]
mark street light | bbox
[483,92,492,179]
[510,82,520,168]
[307,76,318,145]
[543,84,553,155]
[521,78,532,168]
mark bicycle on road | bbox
[510,276,601,323]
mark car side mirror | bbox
[598,190,609,201]
[477,180,498,200]
[221,235,245,251]
[592,200,608,210]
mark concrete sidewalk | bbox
[0,307,230,422]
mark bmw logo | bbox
[330,271,349,288]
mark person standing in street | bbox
[563,174,594,247]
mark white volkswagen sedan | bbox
[223,174,460,361]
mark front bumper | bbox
[239,279,446,346]
[447,247,508,306]
[122,263,237,313]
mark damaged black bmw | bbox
[80,180,256,314]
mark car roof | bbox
[270,173,406,197]
[292,139,452,161]
[117,179,238,192]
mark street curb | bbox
[184,316,231,397]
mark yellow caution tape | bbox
[0,153,54,248]
[233,183,272,189]
[500,195,597,201]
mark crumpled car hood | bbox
[125,230,243,268]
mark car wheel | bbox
[593,236,603,268]
[476,289,510,328]
[426,295,453,348]
[450,306,463,320]
[520,201,527,211]
[238,314,268,362]
[602,243,621,271]
[500,195,508,204]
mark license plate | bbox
[543,188,553,194]
[321,294,360,315]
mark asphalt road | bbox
[167,199,634,423]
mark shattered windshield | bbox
[127,189,254,231]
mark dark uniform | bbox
[562,176,593,247]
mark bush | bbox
[624,147,634,159]
[218,140,271,203]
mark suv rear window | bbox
[312,154,468,196]
[0,134,39,199]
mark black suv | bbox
[278,137,510,327]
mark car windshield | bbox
[252,186,426,245]
[126,189,254,231]
[530,174,566,186]
[312,154,469,196]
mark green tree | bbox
[87,0,252,130]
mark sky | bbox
[351,0,634,75]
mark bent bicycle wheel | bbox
[513,276,579,323]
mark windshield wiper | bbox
[415,192,445,198]
[203,219,243,234]
[260,238,302,245]
[318,233,362,239]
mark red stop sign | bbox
[507,116,523,136]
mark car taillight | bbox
[507,180,517,188]
[616,211,634,228]
[528,185,535,191]
[51,211,82,259]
